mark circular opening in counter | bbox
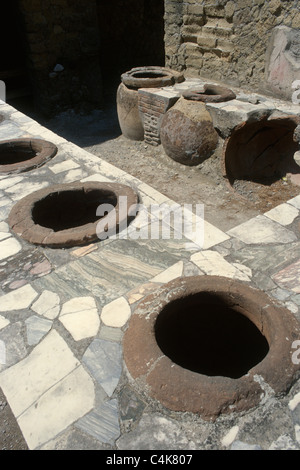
[131,72,168,79]
[0,138,57,174]
[123,276,300,419]
[31,188,118,232]
[183,84,236,103]
[155,292,269,379]
[9,181,139,248]
[121,66,185,89]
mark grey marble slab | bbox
[76,399,120,445]
[82,339,122,397]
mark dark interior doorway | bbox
[96,0,165,92]
[0,2,31,103]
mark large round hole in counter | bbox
[0,138,57,174]
[123,276,300,419]
[154,292,269,379]
[8,181,139,248]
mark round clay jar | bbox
[160,96,219,166]
[117,66,185,141]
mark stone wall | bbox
[18,0,102,115]
[164,0,300,100]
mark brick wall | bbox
[164,0,300,100]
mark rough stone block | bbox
[224,1,236,19]
[204,5,225,17]
[187,4,204,16]
[216,38,235,53]
[292,11,300,29]
[182,25,200,42]
[183,14,205,26]
[268,0,281,15]
[197,35,217,49]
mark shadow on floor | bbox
[7,82,122,148]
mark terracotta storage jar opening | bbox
[0,138,57,174]
[183,83,236,103]
[9,181,139,248]
[123,276,300,420]
[155,291,269,379]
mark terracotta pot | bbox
[222,115,300,184]
[117,66,185,141]
[160,96,219,166]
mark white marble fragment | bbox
[221,426,239,447]
[151,261,184,284]
[0,284,38,311]
[0,315,9,330]
[49,160,80,174]
[0,237,21,261]
[227,215,297,244]
[31,290,60,319]
[101,297,131,328]
[190,250,251,281]
[265,203,299,226]
[60,297,100,340]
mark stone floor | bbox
[0,97,299,451]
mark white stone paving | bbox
[5,180,49,201]
[0,330,95,449]
[0,315,10,330]
[0,231,11,241]
[227,215,297,244]
[81,173,113,183]
[59,296,100,340]
[49,159,80,174]
[31,290,61,320]
[63,168,88,183]
[101,296,131,328]
[288,195,300,210]
[0,222,9,232]
[0,176,24,190]
[0,197,11,208]
[0,284,38,311]
[190,250,252,281]
[151,260,184,283]
[265,203,299,226]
